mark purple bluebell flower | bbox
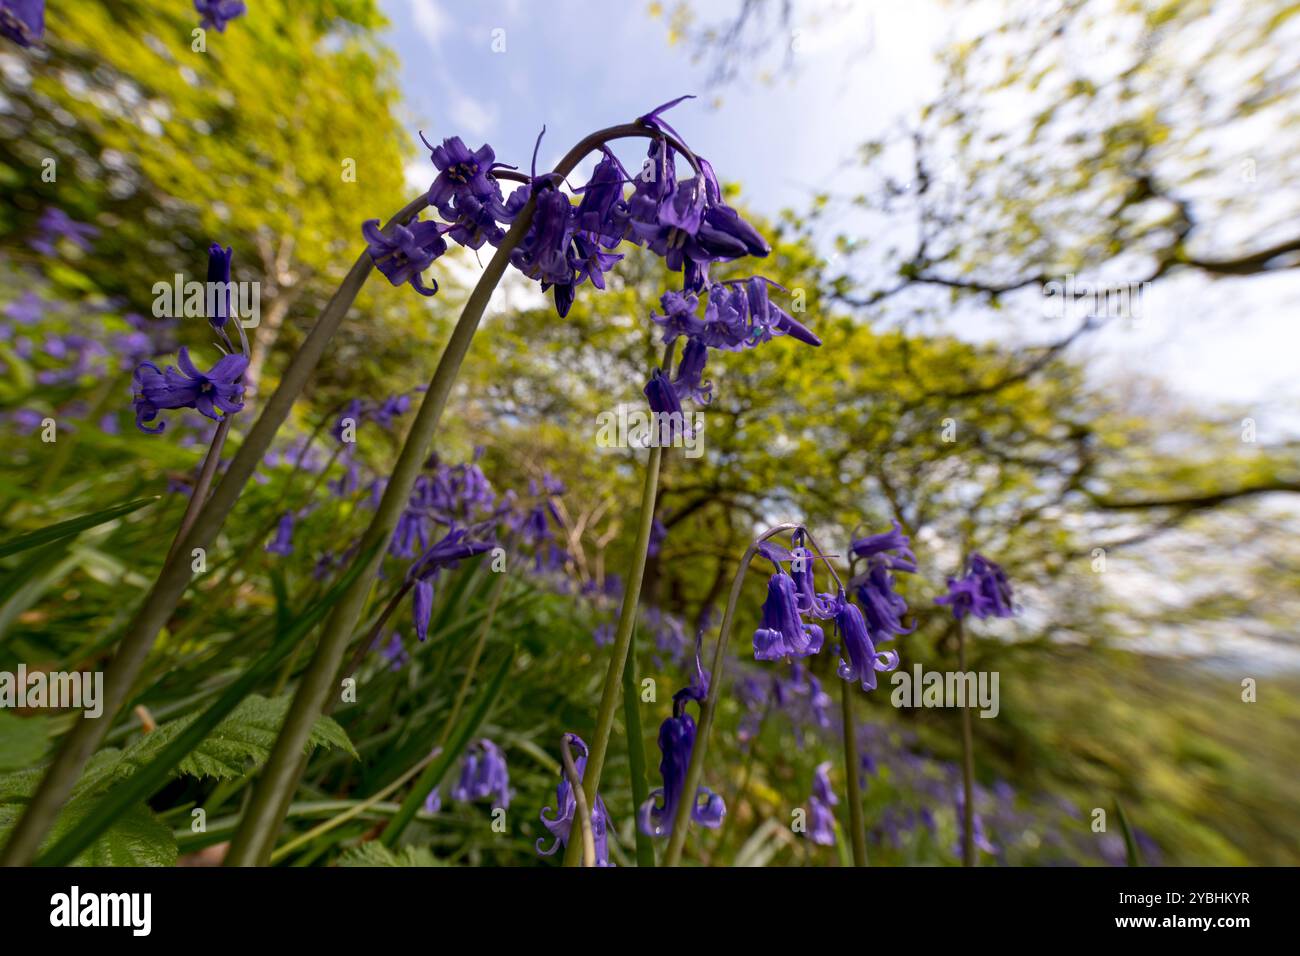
[206,243,234,332]
[266,511,295,556]
[672,337,713,405]
[752,572,825,661]
[509,186,574,287]
[0,0,42,46]
[849,522,916,641]
[195,0,244,32]
[827,589,898,692]
[644,366,685,421]
[424,136,504,215]
[406,526,495,641]
[131,348,247,434]
[29,208,97,256]
[574,148,630,243]
[537,734,613,866]
[362,219,446,296]
[638,682,725,838]
[937,553,1016,620]
[379,631,408,671]
[592,622,614,647]
[806,761,838,846]
[451,739,511,808]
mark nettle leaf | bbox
[337,842,443,867]
[119,694,358,781]
[0,786,176,867]
[0,711,50,771]
[0,695,354,867]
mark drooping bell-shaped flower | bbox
[406,526,495,641]
[451,739,511,809]
[131,348,247,434]
[362,219,446,296]
[829,588,899,692]
[266,511,295,556]
[424,135,504,215]
[537,734,613,866]
[638,682,725,838]
[849,521,916,641]
[0,1,44,47]
[672,338,713,405]
[806,761,839,846]
[753,571,825,661]
[206,243,234,332]
[195,0,245,32]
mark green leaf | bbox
[0,496,159,558]
[0,711,51,771]
[28,546,378,866]
[122,694,357,781]
[1114,799,1142,867]
[337,842,444,867]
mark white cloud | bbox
[447,90,497,138]
[408,0,450,51]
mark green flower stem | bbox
[561,344,677,867]
[228,122,681,868]
[621,623,656,867]
[163,416,232,567]
[662,522,801,867]
[436,569,509,749]
[840,678,869,866]
[0,194,430,868]
[957,615,976,867]
[561,734,597,868]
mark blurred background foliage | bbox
[0,0,1296,866]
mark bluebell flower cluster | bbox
[749,526,910,695]
[451,739,512,809]
[936,553,1016,620]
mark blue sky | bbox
[375,0,1299,424]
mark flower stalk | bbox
[840,678,869,866]
[560,735,597,868]
[229,122,693,867]
[957,615,976,867]
[561,347,675,866]
[0,193,431,868]
[662,522,801,866]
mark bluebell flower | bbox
[407,526,495,641]
[828,588,899,692]
[753,572,825,661]
[537,734,613,866]
[266,511,295,556]
[509,186,574,287]
[849,522,916,641]
[132,348,247,433]
[0,0,43,47]
[451,739,511,809]
[807,761,838,846]
[195,0,245,32]
[362,219,446,296]
[647,517,668,557]
[206,243,234,332]
[423,136,505,215]
[638,681,725,837]
[937,553,1016,620]
[29,208,97,255]
[672,338,713,405]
